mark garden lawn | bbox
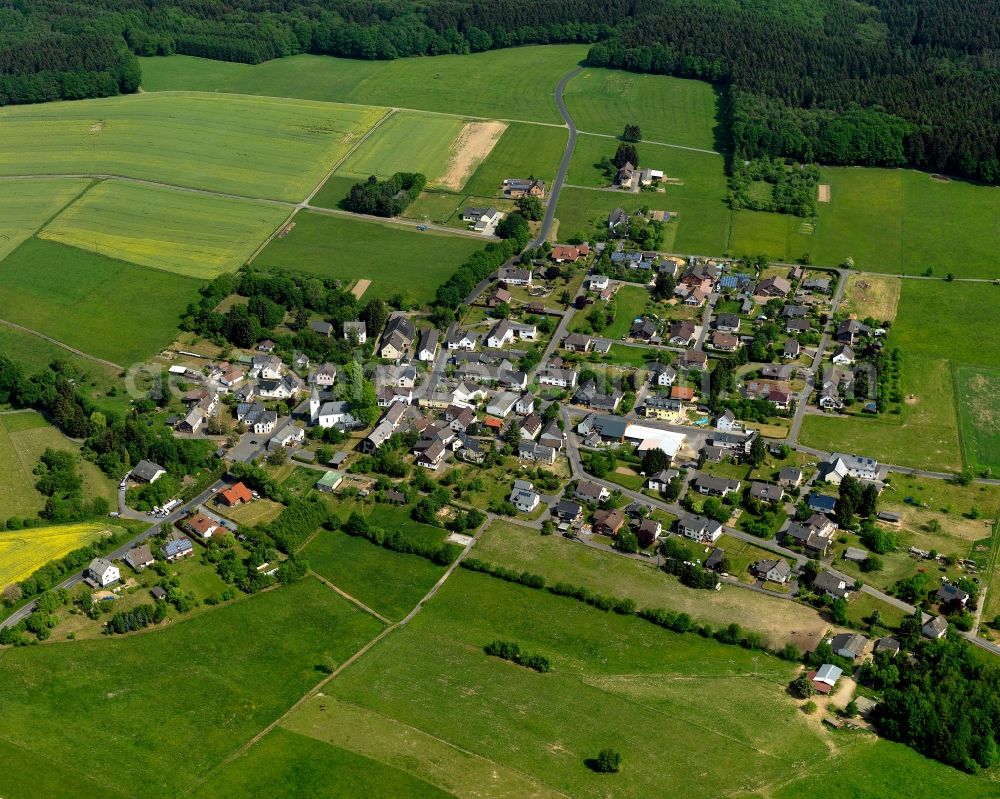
[335,111,465,186]
[402,190,465,224]
[140,47,590,123]
[564,69,721,150]
[40,179,289,278]
[190,728,450,799]
[474,520,828,649]
[800,355,962,472]
[252,211,483,306]
[605,284,654,339]
[322,568,824,799]
[303,528,446,621]
[729,210,812,262]
[803,280,1000,472]
[0,239,196,365]
[0,178,90,263]
[0,92,385,201]
[0,578,384,799]
[462,122,568,198]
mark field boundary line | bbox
[576,129,725,156]
[308,570,392,625]
[302,107,396,205]
[0,318,123,371]
[183,530,485,795]
[146,89,568,129]
[310,697,575,799]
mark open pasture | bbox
[731,168,1000,277]
[40,179,288,278]
[0,238,197,365]
[0,411,117,521]
[303,529,446,621]
[475,521,828,649]
[0,178,90,262]
[321,568,824,799]
[840,272,901,322]
[140,46,590,123]
[335,111,466,185]
[190,728,450,799]
[0,521,112,589]
[252,211,482,306]
[0,578,384,799]
[565,68,722,150]
[954,366,1000,474]
[0,92,384,201]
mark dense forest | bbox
[2,0,998,182]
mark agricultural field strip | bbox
[0,318,124,371]
[191,525,483,792]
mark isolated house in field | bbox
[502,178,545,199]
[938,582,970,608]
[811,664,843,693]
[131,460,166,484]
[812,570,851,599]
[823,452,879,483]
[87,558,120,587]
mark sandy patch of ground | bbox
[841,273,901,322]
[351,279,371,299]
[438,121,507,191]
[904,394,919,405]
[817,184,831,202]
[90,121,105,134]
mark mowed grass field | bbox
[0,578,384,799]
[0,411,117,521]
[731,168,1000,277]
[334,111,465,185]
[0,92,385,201]
[303,529,446,621]
[40,179,289,278]
[0,178,90,261]
[802,280,1000,472]
[564,68,722,150]
[252,211,482,306]
[0,521,112,589]
[140,46,590,123]
[0,238,197,365]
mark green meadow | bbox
[802,280,1000,472]
[0,178,91,262]
[335,111,465,185]
[40,179,289,278]
[0,92,384,200]
[0,578,385,799]
[0,238,197,365]
[252,211,482,305]
[140,46,590,122]
[731,168,1000,278]
[565,68,722,150]
[0,411,116,518]
[303,528,446,621]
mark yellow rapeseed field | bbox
[0,523,110,589]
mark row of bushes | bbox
[105,602,166,635]
[434,237,525,309]
[259,498,330,554]
[484,640,551,673]
[343,172,425,217]
[661,558,719,590]
[342,512,459,566]
[462,558,776,656]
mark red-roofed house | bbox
[671,386,695,401]
[550,244,590,263]
[185,513,220,539]
[218,482,253,507]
